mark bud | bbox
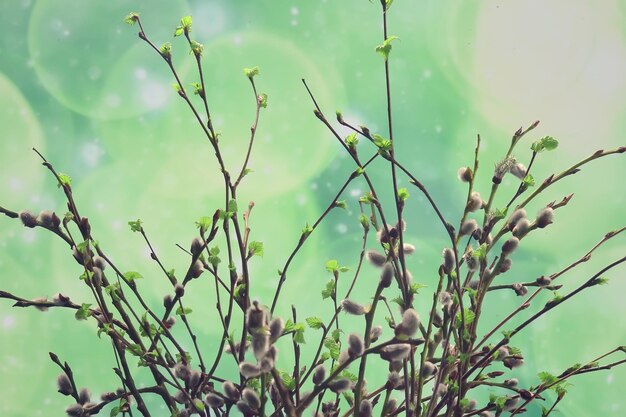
[366,250,386,267]
[269,317,284,342]
[189,370,201,390]
[512,218,530,238]
[260,346,277,372]
[206,393,224,408]
[466,192,483,212]
[442,248,455,274]
[493,157,516,184]
[380,343,411,362]
[327,378,351,393]
[92,267,103,287]
[174,363,191,381]
[379,263,394,288]
[495,346,510,361]
[242,388,261,410]
[312,365,327,385]
[239,361,261,378]
[389,360,403,372]
[190,237,203,256]
[251,332,269,360]
[439,291,452,307]
[504,378,518,387]
[510,163,527,180]
[503,396,519,411]
[163,294,173,309]
[72,247,84,266]
[190,259,204,278]
[395,309,419,338]
[359,400,373,417]
[32,297,49,312]
[418,361,435,377]
[503,356,524,369]
[369,325,382,342]
[457,167,473,183]
[175,283,185,297]
[348,333,365,357]
[57,374,72,395]
[37,210,58,228]
[100,392,117,401]
[65,404,83,417]
[460,219,478,236]
[246,302,266,330]
[92,256,106,270]
[478,412,495,417]
[19,211,37,228]
[164,316,176,329]
[340,299,366,315]
[507,208,526,229]
[402,243,416,255]
[499,257,512,273]
[78,388,91,405]
[512,283,528,297]
[501,237,519,255]
[386,371,401,389]
[386,399,397,415]
[433,312,443,328]
[536,276,552,287]
[338,349,350,365]
[237,400,254,415]
[433,383,448,397]
[536,207,554,228]
[223,381,240,400]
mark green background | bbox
[1,1,625,416]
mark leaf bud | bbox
[57,374,73,395]
[174,363,191,381]
[174,283,185,297]
[536,207,554,228]
[501,237,519,255]
[205,393,224,408]
[460,219,478,236]
[78,388,91,404]
[512,283,528,296]
[359,400,373,417]
[341,299,366,315]
[395,308,419,338]
[327,378,351,393]
[366,250,386,267]
[442,248,455,274]
[536,275,552,287]
[312,365,327,385]
[242,388,261,410]
[190,237,203,256]
[269,317,284,342]
[379,263,394,288]
[19,210,37,228]
[190,259,204,278]
[512,218,530,238]
[239,361,261,378]
[348,333,365,357]
[222,381,240,400]
[466,192,483,212]
[457,166,473,182]
[369,325,382,342]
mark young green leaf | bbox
[248,241,264,257]
[375,36,400,61]
[57,173,72,188]
[531,136,559,153]
[306,317,324,329]
[128,219,142,232]
[124,12,140,25]
[244,66,260,80]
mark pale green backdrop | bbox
[1,1,625,416]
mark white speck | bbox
[29,195,41,204]
[88,66,102,80]
[21,229,36,243]
[435,125,442,134]
[350,188,362,197]
[134,67,147,80]
[141,82,168,110]
[290,7,299,16]
[62,29,70,37]
[105,94,121,108]
[310,182,318,190]
[422,69,432,79]
[112,220,122,231]
[2,315,15,329]
[291,19,298,26]
[336,223,348,234]
[297,194,307,205]
[607,374,614,384]
[233,35,242,45]
[8,177,23,191]
[82,142,104,167]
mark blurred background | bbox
[0,0,625,416]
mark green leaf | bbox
[397,187,410,202]
[123,12,139,25]
[455,308,476,328]
[280,371,295,390]
[372,134,392,151]
[128,219,142,232]
[306,317,324,329]
[538,371,558,386]
[409,283,427,295]
[244,66,260,79]
[359,213,369,229]
[375,36,400,61]
[258,93,268,108]
[105,283,121,302]
[123,271,143,282]
[189,40,203,56]
[159,42,172,58]
[75,303,92,321]
[523,174,535,188]
[473,243,487,260]
[345,133,359,147]
[325,259,340,273]
[331,328,343,342]
[324,337,340,360]
[57,173,71,188]
[195,216,212,234]
[391,296,403,307]
[321,280,335,300]
[233,284,246,300]
[111,405,121,417]
[531,136,559,153]
[248,241,264,257]
[176,306,193,316]
[174,26,184,37]
[180,15,192,30]
[302,223,313,237]
[228,199,238,213]
[342,391,355,406]
[190,82,203,95]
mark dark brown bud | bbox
[312,365,326,385]
[19,211,37,228]
[457,167,473,182]
[57,374,72,395]
[242,388,260,410]
[222,381,240,401]
[174,283,185,297]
